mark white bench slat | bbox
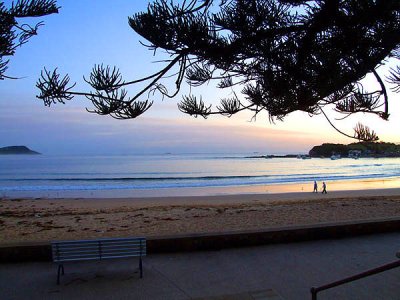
[52,245,146,252]
[54,253,145,263]
[53,247,146,254]
[54,237,144,244]
[53,240,145,248]
[55,250,145,259]
[53,244,144,251]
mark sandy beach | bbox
[1,188,400,244]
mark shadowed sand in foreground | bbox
[1,188,400,244]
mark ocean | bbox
[1,154,399,198]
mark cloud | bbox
[0,102,322,154]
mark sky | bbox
[1,0,399,155]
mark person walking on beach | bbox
[322,182,327,194]
[313,181,318,193]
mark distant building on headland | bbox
[348,150,362,159]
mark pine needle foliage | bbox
[36,0,400,141]
[0,0,59,80]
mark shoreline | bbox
[1,188,400,244]
[2,177,400,199]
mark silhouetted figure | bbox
[313,181,318,193]
[322,182,327,194]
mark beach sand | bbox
[1,188,400,244]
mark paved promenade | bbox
[1,232,400,300]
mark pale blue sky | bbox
[1,0,399,155]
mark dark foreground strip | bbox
[1,217,400,262]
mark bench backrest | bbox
[51,237,146,263]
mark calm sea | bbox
[0,154,399,198]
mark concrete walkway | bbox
[1,232,400,300]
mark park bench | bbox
[51,237,146,284]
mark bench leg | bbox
[139,257,143,278]
[57,264,64,285]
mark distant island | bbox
[0,146,41,155]
[309,142,400,158]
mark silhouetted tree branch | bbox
[0,0,59,80]
[353,122,379,142]
[36,0,400,141]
